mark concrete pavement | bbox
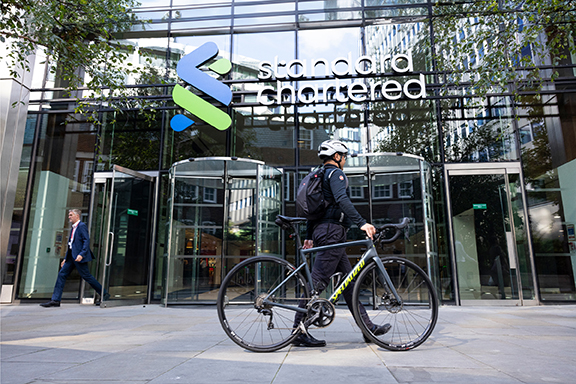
[2,303,576,384]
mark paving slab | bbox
[2,304,576,384]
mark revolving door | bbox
[164,157,283,304]
[343,153,440,294]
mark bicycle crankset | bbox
[306,298,335,328]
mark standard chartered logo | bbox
[171,42,232,132]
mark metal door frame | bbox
[87,165,158,307]
[444,162,538,306]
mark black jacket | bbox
[306,164,367,239]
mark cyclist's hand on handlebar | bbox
[303,240,314,249]
[360,223,376,239]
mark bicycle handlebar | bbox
[274,214,411,246]
[374,217,410,244]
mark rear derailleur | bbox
[255,293,276,330]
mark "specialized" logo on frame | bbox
[171,42,232,132]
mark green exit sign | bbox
[127,209,138,216]
[473,203,487,210]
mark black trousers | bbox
[293,222,374,330]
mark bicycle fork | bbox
[372,255,403,305]
[326,245,403,307]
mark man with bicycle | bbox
[292,139,391,347]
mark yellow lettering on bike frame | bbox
[330,259,365,302]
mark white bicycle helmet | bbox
[318,139,349,159]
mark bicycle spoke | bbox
[353,257,438,351]
[217,257,308,352]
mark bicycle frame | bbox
[262,230,402,314]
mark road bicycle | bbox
[217,215,438,352]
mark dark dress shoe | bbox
[364,323,391,343]
[292,333,326,347]
[95,292,111,305]
[40,300,60,307]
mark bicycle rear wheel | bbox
[217,256,309,352]
[352,256,438,351]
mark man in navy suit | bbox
[40,209,108,307]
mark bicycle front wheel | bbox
[352,256,438,351]
[217,256,309,352]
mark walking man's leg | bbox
[40,258,74,307]
[292,223,341,347]
[52,260,74,301]
[336,253,391,341]
[75,262,108,299]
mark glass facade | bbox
[165,158,282,303]
[3,0,576,306]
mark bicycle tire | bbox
[217,256,309,352]
[352,256,438,351]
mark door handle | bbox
[106,232,114,266]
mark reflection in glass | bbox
[508,174,534,300]
[100,172,153,302]
[168,176,225,302]
[169,34,231,83]
[235,1,294,14]
[232,31,294,81]
[99,110,162,171]
[442,96,518,163]
[258,165,282,257]
[298,103,362,166]
[342,154,440,299]
[162,108,228,168]
[233,105,296,167]
[116,37,169,87]
[370,98,438,163]
[516,91,576,300]
[366,22,430,73]
[166,159,282,303]
[18,115,96,299]
[364,4,427,19]
[450,174,520,300]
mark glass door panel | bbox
[223,177,257,276]
[86,180,109,304]
[449,171,520,302]
[166,158,283,304]
[257,165,282,257]
[508,173,535,300]
[167,176,224,303]
[99,166,155,307]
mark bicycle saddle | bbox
[275,215,306,230]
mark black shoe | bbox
[95,292,111,305]
[292,333,326,347]
[363,323,391,343]
[40,300,60,308]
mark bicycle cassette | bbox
[306,298,335,328]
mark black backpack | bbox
[296,166,337,220]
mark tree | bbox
[432,0,576,98]
[0,0,149,114]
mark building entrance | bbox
[446,163,537,305]
[164,157,282,305]
[87,165,157,307]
